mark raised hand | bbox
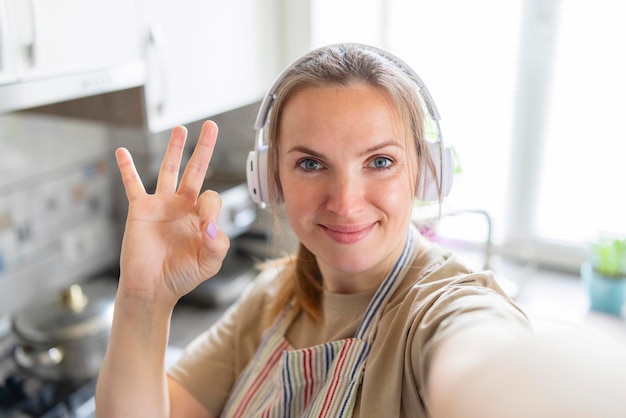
[114,121,230,308]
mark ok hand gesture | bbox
[114,121,230,308]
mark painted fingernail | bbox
[206,220,218,239]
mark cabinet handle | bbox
[148,23,170,115]
[11,0,38,68]
[24,0,37,67]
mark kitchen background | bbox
[1,0,625,416]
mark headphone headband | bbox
[255,44,441,129]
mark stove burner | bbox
[0,336,96,418]
[0,375,96,417]
[0,376,26,409]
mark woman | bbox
[96,44,623,418]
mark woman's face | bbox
[277,83,418,293]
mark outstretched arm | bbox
[95,121,229,418]
[427,324,626,418]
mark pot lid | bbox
[12,281,116,343]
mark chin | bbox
[320,252,380,275]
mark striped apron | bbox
[221,227,417,417]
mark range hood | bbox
[0,58,146,114]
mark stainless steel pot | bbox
[11,281,116,381]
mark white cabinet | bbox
[3,0,142,80]
[141,0,283,133]
[0,0,145,113]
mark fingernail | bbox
[206,220,218,239]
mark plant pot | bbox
[580,261,626,316]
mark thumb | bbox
[199,219,230,278]
[198,190,230,276]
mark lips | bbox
[320,223,376,244]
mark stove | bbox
[0,334,96,418]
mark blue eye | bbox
[370,156,393,169]
[298,158,323,171]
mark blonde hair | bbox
[264,43,436,322]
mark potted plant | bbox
[580,235,626,316]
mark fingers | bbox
[177,121,218,201]
[115,147,146,201]
[124,120,218,201]
[155,125,188,195]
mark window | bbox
[535,0,626,246]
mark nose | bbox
[325,170,366,217]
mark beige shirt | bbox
[168,240,531,417]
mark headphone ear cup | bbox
[246,145,270,207]
[418,141,455,201]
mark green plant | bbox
[591,236,626,278]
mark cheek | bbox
[373,190,409,212]
[370,177,415,214]
[280,176,314,213]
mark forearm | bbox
[428,330,626,418]
[95,290,175,418]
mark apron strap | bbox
[355,225,418,341]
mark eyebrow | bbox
[286,140,404,158]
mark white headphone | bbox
[246,44,454,209]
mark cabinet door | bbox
[142,0,282,133]
[5,0,143,80]
[0,0,17,84]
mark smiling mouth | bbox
[320,223,376,244]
